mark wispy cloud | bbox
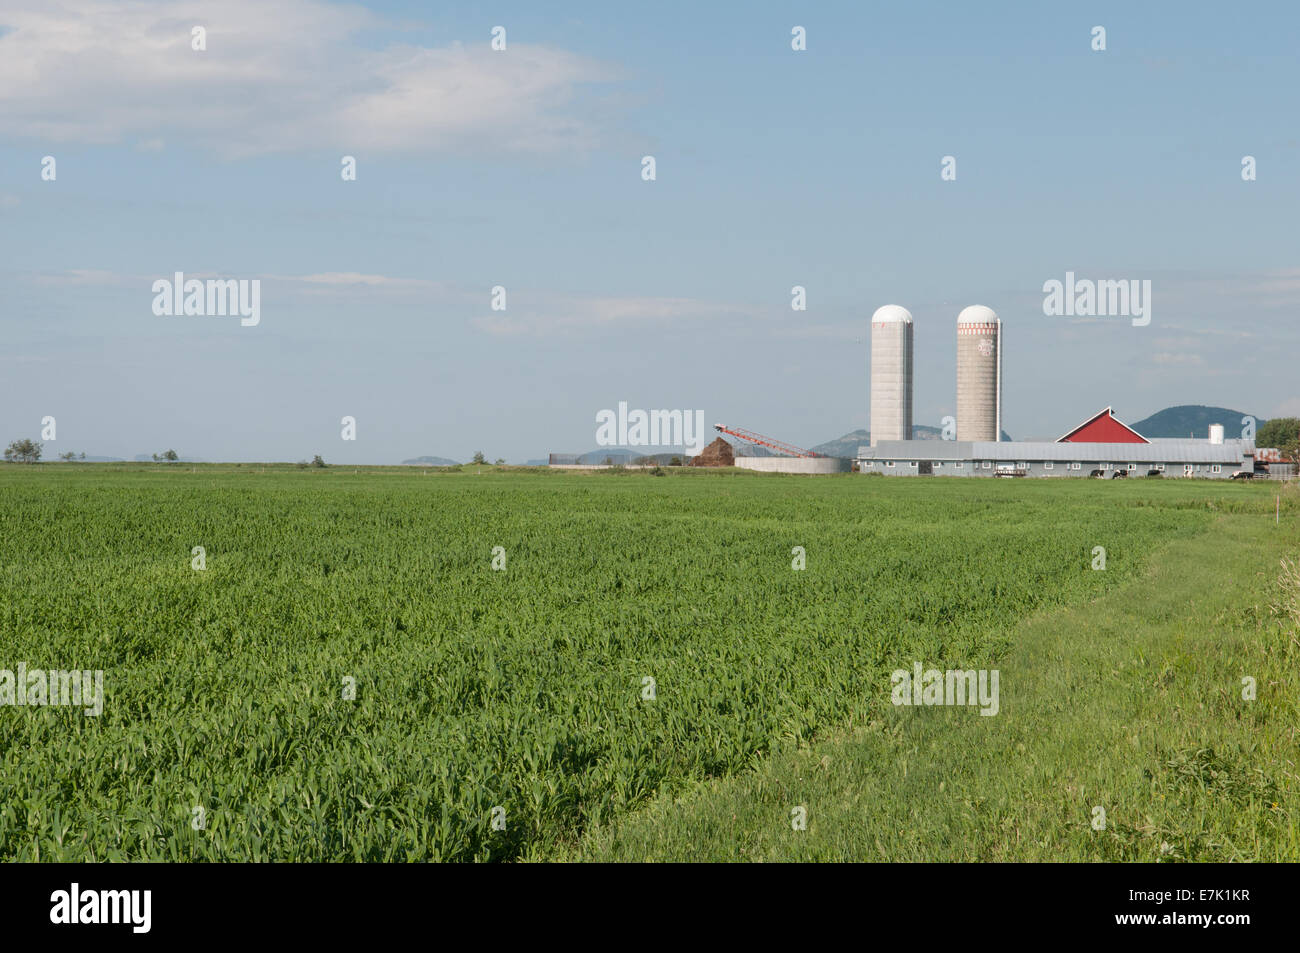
[15,269,742,336]
[276,272,443,291]
[31,268,130,286]
[23,268,444,293]
[1150,352,1206,367]
[471,295,747,336]
[0,0,621,158]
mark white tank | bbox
[870,305,913,446]
[1209,424,1224,445]
[956,305,1001,442]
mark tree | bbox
[311,455,326,468]
[79,452,86,460]
[164,449,178,461]
[1257,418,1300,459]
[4,439,42,463]
[472,451,486,465]
[59,451,76,462]
[494,458,505,466]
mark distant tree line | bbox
[1257,418,1300,459]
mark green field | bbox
[1,464,1296,861]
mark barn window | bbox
[1044,462,1054,470]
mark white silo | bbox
[1209,424,1224,445]
[870,305,913,446]
[956,305,1002,442]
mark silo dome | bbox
[957,304,998,325]
[872,304,913,324]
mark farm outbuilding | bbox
[735,456,852,474]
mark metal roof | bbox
[860,439,1251,464]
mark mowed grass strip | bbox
[564,509,1300,861]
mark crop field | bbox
[1,465,1296,861]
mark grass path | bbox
[563,512,1300,861]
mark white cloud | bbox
[25,268,444,293]
[281,272,441,289]
[772,324,861,341]
[471,295,746,336]
[0,0,620,157]
[32,268,129,286]
[1150,352,1206,367]
[1157,269,1300,320]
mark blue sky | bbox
[2,0,1298,462]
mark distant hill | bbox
[1130,405,1256,439]
[809,430,869,458]
[401,455,461,466]
[810,425,1012,457]
[913,424,1014,443]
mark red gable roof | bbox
[1056,407,1149,444]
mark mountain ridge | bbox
[1129,405,1256,439]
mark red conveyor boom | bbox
[713,423,823,458]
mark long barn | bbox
[857,407,1257,479]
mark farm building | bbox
[857,407,1258,478]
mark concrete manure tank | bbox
[870,305,914,446]
[956,305,1001,442]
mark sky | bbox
[2,0,1299,462]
